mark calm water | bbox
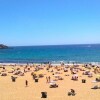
[0,44,100,63]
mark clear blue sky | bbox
[0,0,100,46]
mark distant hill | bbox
[0,44,8,49]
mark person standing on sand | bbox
[48,76,51,83]
[46,77,48,83]
[25,80,28,87]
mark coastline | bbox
[0,61,100,66]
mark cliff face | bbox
[0,44,8,49]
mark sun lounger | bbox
[1,73,7,76]
[91,85,100,89]
[58,77,63,80]
[65,74,69,76]
[49,83,58,88]
[38,74,44,78]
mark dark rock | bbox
[0,44,8,49]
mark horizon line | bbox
[9,43,100,47]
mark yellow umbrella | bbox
[82,67,85,70]
[35,70,44,75]
[86,69,90,72]
[96,74,100,78]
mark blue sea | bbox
[0,44,100,64]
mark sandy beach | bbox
[0,63,100,100]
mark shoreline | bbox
[0,61,100,66]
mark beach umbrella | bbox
[86,69,90,72]
[73,74,78,77]
[82,67,85,70]
[91,80,99,89]
[36,70,44,74]
[49,82,56,85]
[36,71,40,74]
[49,80,56,85]
[92,80,98,85]
[96,74,100,77]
